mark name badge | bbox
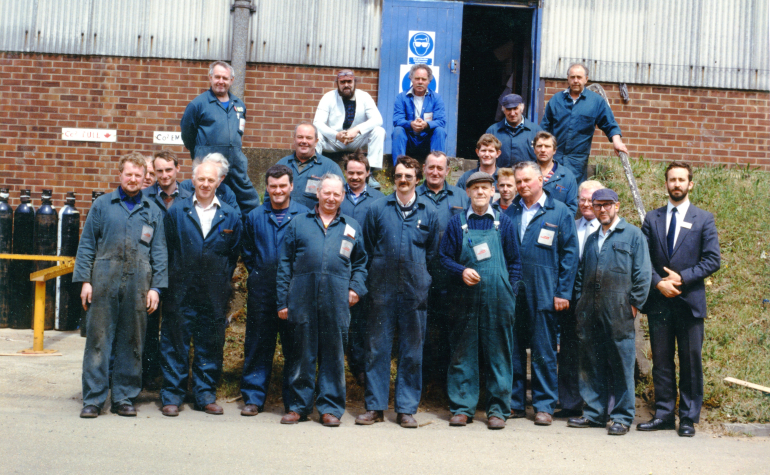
[239,118,246,132]
[340,239,353,258]
[305,178,320,194]
[344,224,356,239]
[473,242,492,261]
[537,228,555,246]
[140,225,154,244]
[681,221,692,229]
[423,112,433,121]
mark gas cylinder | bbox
[10,189,35,329]
[34,189,57,330]
[0,188,12,327]
[56,192,80,331]
[80,190,105,337]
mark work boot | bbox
[355,410,384,425]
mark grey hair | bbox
[567,63,589,78]
[409,64,434,82]
[294,122,318,140]
[209,61,235,79]
[512,160,542,177]
[578,180,605,194]
[316,173,345,198]
[193,153,229,180]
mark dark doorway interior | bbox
[456,5,533,160]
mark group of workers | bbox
[73,61,721,439]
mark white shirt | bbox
[466,204,495,219]
[666,198,690,248]
[408,88,425,117]
[194,195,221,237]
[597,217,620,252]
[520,192,547,241]
[313,89,383,140]
[576,216,600,259]
[396,192,417,218]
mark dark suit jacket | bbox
[641,203,721,318]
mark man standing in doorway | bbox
[392,64,447,162]
[486,93,542,168]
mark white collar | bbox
[579,216,599,229]
[522,192,547,211]
[667,198,690,217]
[466,204,495,219]
[396,192,416,208]
[193,195,220,210]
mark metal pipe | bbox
[230,0,255,100]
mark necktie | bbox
[667,207,677,257]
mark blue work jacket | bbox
[276,210,368,321]
[393,89,447,133]
[180,89,246,160]
[163,197,242,316]
[504,190,579,309]
[574,218,651,340]
[142,182,192,214]
[340,185,385,226]
[363,194,439,307]
[486,118,543,168]
[242,200,309,301]
[272,153,344,210]
[179,179,241,219]
[416,182,469,238]
[542,163,578,216]
[73,189,168,290]
[540,88,622,164]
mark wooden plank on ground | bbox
[724,377,770,394]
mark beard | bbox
[338,86,355,98]
[668,187,689,202]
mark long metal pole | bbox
[230,0,254,100]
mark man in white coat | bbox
[313,70,386,170]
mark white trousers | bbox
[315,126,385,168]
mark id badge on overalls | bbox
[473,242,492,261]
[340,239,353,258]
[140,225,154,245]
[537,228,555,246]
[305,178,321,194]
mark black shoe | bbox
[636,417,676,431]
[608,421,629,435]
[678,418,696,437]
[509,409,526,419]
[567,417,605,428]
[111,404,137,417]
[80,405,100,418]
[553,408,583,418]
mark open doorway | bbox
[456,5,534,160]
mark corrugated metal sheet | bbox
[250,0,382,68]
[540,0,770,90]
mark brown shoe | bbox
[199,403,223,415]
[488,416,506,430]
[534,411,553,426]
[510,409,526,418]
[449,414,470,426]
[321,413,341,427]
[111,404,137,417]
[161,405,179,417]
[241,404,259,417]
[281,411,307,424]
[355,410,384,425]
[397,413,418,428]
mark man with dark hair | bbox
[142,156,157,189]
[456,134,502,190]
[339,150,384,385]
[240,164,309,417]
[486,93,543,168]
[274,122,344,210]
[638,161,721,437]
[75,152,168,418]
[533,131,578,215]
[356,156,439,428]
[540,63,628,183]
[392,64,447,162]
[181,60,260,214]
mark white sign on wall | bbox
[399,64,440,93]
[153,131,184,145]
[61,128,117,142]
[408,31,435,65]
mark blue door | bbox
[378,0,463,157]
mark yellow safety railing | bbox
[0,253,75,355]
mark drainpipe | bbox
[230,0,255,99]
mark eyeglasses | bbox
[394,174,416,180]
[579,198,593,204]
[592,202,616,210]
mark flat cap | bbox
[465,171,495,188]
[592,188,619,202]
[501,94,524,109]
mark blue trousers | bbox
[391,126,446,164]
[555,152,589,184]
[557,308,584,411]
[346,300,367,377]
[160,299,226,408]
[578,333,636,426]
[240,299,293,411]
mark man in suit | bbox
[638,161,721,437]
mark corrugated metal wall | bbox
[540,0,770,90]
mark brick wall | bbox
[0,52,378,211]
[542,79,770,168]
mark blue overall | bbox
[542,162,579,216]
[504,191,579,414]
[272,153,344,210]
[277,210,368,419]
[391,89,447,162]
[240,200,309,411]
[340,185,384,376]
[179,179,242,219]
[180,89,260,214]
[363,195,439,414]
[159,197,242,408]
[485,118,543,168]
[73,189,168,409]
[448,211,516,419]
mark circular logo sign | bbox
[409,32,434,57]
[402,71,438,94]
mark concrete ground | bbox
[1,328,767,475]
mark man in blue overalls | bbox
[181,61,260,214]
[240,165,309,417]
[75,152,168,418]
[159,160,242,416]
[356,156,439,428]
[277,174,368,427]
[534,131,578,216]
[439,171,522,430]
[504,161,579,426]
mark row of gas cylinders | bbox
[0,189,104,334]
